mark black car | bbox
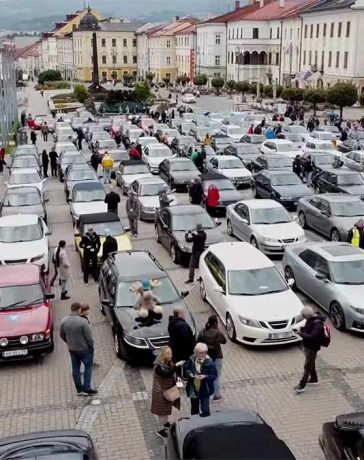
[320,411,364,460]
[99,250,195,363]
[315,168,364,197]
[155,205,224,264]
[223,143,261,169]
[337,138,364,154]
[166,410,295,460]
[240,134,266,144]
[253,170,313,209]
[200,171,243,215]
[159,157,199,190]
[0,429,97,459]
[250,154,292,173]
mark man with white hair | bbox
[101,228,118,262]
[294,306,326,394]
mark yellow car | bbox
[75,212,132,265]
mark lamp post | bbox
[236,46,241,82]
[273,78,277,104]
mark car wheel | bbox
[253,186,259,198]
[199,278,207,302]
[171,244,182,264]
[226,219,234,237]
[226,314,237,342]
[330,302,346,331]
[298,212,306,229]
[155,225,161,243]
[114,331,127,360]
[284,265,296,290]
[122,185,126,195]
[48,330,54,353]
[330,228,341,241]
[250,236,258,249]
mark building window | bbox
[344,51,348,68]
[166,56,171,65]
[321,50,325,69]
[338,22,342,37]
[328,51,332,67]
[123,55,128,64]
[270,27,272,39]
[215,34,221,45]
[310,24,313,38]
[240,28,243,38]
[316,24,320,38]
[323,23,327,37]
[284,28,287,39]
[309,50,312,65]
[102,71,107,80]
[304,25,307,38]
[215,55,221,66]
[303,50,306,65]
[166,40,171,48]
[228,28,231,39]
[290,28,293,39]
[330,23,334,37]
[166,72,171,80]
[297,27,300,38]
[112,38,116,47]
[268,52,272,64]
[336,51,340,67]
[112,55,117,64]
[346,21,351,37]
[314,50,317,65]
[101,38,106,47]
[123,39,127,47]
[277,27,280,38]
[252,28,259,39]
[102,55,106,64]
[275,53,279,65]
[133,38,137,47]
[133,55,137,64]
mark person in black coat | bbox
[104,189,120,214]
[101,229,118,261]
[189,178,204,205]
[49,148,58,177]
[42,150,49,177]
[168,306,195,363]
[90,151,99,172]
[185,224,207,283]
[292,154,302,178]
[79,227,101,285]
[30,130,37,145]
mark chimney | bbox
[235,1,240,10]
[259,0,264,7]
[279,0,285,7]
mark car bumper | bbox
[0,338,53,360]
[140,208,156,221]
[259,239,305,255]
[278,198,299,209]
[232,178,252,188]
[0,255,49,272]
[234,320,302,346]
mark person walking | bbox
[303,155,314,185]
[20,111,26,127]
[41,122,49,142]
[104,188,120,215]
[348,219,364,249]
[54,240,71,300]
[292,154,302,178]
[42,150,49,178]
[60,302,97,396]
[49,147,58,177]
[159,184,173,209]
[101,152,114,184]
[185,223,207,284]
[79,226,101,285]
[294,307,327,393]
[184,343,217,417]
[30,129,37,145]
[168,306,195,364]
[90,151,99,172]
[197,315,226,402]
[206,184,220,215]
[126,190,140,236]
[189,177,204,205]
[128,143,141,160]
[101,228,118,261]
[151,346,181,439]
[0,147,5,174]
[77,127,84,150]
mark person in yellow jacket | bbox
[101,152,114,184]
[203,134,212,145]
[348,219,364,249]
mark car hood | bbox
[340,185,364,195]
[8,182,43,193]
[0,239,47,262]
[148,156,173,168]
[1,204,44,218]
[139,194,177,208]
[333,216,364,231]
[273,184,313,198]
[228,289,303,321]
[122,172,153,186]
[173,227,224,246]
[71,201,108,217]
[218,168,251,178]
[335,284,364,306]
[218,189,244,203]
[66,179,96,192]
[251,222,304,239]
[171,171,199,182]
[0,303,50,337]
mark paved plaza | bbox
[1,85,364,460]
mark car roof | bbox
[263,170,295,177]
[269,139,293,144]
[200,171,228,181]
[169,205,208,216]
[321,168,360,175]
[147,143,170,150]
[215,155,241,161]
[304,242,364,261]
[9,167,39,175]
[72,181,104,191]
[316,193,362,202]
[0,214,39,226]
[121,159,146,166]
[208,242,274,270]
[237,199,283,209]
[6,186,40,195]
[136,176,164,184]
[78,212,120,226]
[0,264,41,287]
[169,157,192,163]
[112,251,165,281]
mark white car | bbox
[137,136,159,149]
[282,125,309,142]
[142,144,174,174]
[302,138,337,155]
[0,214,50,271]
[260,139,301,160]
[6,168,46,194]
[199,242,305,346]
[208,155,252,187]
[162,129,180,144]
[69,181,107,223]
[220,125,245,142]
[226,199,305,255]
[310,130,338,141]
[116,160,152,194]
[13,145,39,158]
[125,127,144,144]
[182,93,196,104]
[55,142,78,156]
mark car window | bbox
[204,252,226,290]
[354,152,362,163]
[319,199,330,214]
[234,203,250,222]
[299,249,317,267]
[309,197,322,210]
[347,151,355,160]
[299,249,330,278]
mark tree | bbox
[73,84,90,103]
[176,75,190,85]
[134,81,151,102]
[235,80,250,96]
[263,85,273,98]
[211,77,225,95]
[84,97,96,115]
[226,80,236,91]
[193,74,208,87]
[281,87,304,102]
[304,88,327,115]
[123,74,134,84]
[326,82,358,121]
[162,77,170,85]
[249,82,264,95]
[145,72,155,85]
[38,70,62,85]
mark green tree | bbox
[176,75,190,85]
[84,97,96,115]
[73,84,90,103]
[123,74,134,84]
[211,77,225,95]
[162,77,170,85]
[281,87,304,102]
[145,72,155,85]
[235,80,250,96]
[193,74,208,87]
[304,88,327,116]
[263,85,273,98]
[38,70,62,85]
[135,81,151,102]
[226,80,236,91]
[249,82,264,95]
[326,82,358,121]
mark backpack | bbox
[321,323,331,347]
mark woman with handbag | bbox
[184,342,217,418]
[151,346,182,440]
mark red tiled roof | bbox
[16,42,41,59]
[175,24,197,35]
[200,0,274,24]
[242,0,320,20]
[151,18,199,37]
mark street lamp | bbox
[236,46,242,82]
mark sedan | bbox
[116,160,152,194]
[337,138,364,154]
[250,154,292,173]
[155,204,224,263]
[283,242,364,332]
[94,138,117,155]
[253,170,313,209]
[9,154,42,174]
[54,142,78,156]
[342,150,364,172]
[69,181,107,223]
[58,153,87,182]
[159,157,199,190]
[226,199,305,254]
[13,145,38,158]
[200,172,243,215]
[297,194,364,241]
[182,93,196,104]
[220,125,245,143]
[1,186,47,222]
[207,155,252,187]
[302,139,337,155]
[64,165,98,200]
[240,134,266,145]
[315,169,364,197]
[301,151,335,172]
[223,143,261,169]
[6,168,46,194]
[142,144,174,174]
[260,139,301,160]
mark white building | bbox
[175,24,197,79]
[196,21,227,79]
[16,41,41,77]
[136,23,165,79]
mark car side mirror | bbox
[315,272,327,281]
[241,218,248,224]
[181,290,189,298]
[101,299,110,307]
[45,230,52,236]
[45,293,55,300]
[215,218,222,227]
[287,278,295,288]
[292,215,298,221]
[214,286,225,294]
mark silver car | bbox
[283,242,364,332]
[0,186,47,222]
[226,199,305,255]
[64,164,98,200]
[297,194,364,241]
[343,150,364,172]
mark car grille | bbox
[279,238,296,244]
[149,336,169,349]
[269,320,290,329]
[4,259,27,264]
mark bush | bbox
[74,84,90,103]
[84,97,96,115]
[193,74,208,86]
[281,87,304,102]
[249,82,264,95]
[235,81,250,96]
[38,70,62,85]
[135,81,151,102]
[327,82,358,120]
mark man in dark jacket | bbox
[159,184,173,208]
[79,226,101,285]
[104,189,120,214]
[49,147,58,177]
[102,228,118,261]
[90,151,99,172]
[294,306,325,393]
[168,306,195,363]
[189,178,204,205]
[185,223,207,283]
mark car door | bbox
[232,203,251,241]
[214,258,229,318]
[158,208,171,250]
[294,249,323,299]
[304,197,324,231]
[314,198,331,236]
[344,151,357,170]
[260,173,272,198]
[203,252,224,315]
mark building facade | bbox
[175,24,197,79]
[16,42,41,78]
[0,44,17,148]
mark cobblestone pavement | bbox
[1,85,364,460]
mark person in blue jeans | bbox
[60,302,97,396]
[184,343,217,417]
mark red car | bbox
[27,115,55,132]
[0,264,54,360]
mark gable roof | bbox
[200,1,273,24]
[16,42,41,59]
[150,18,199,37]
[301,0,355,12]
[174,24,197,35]
[237,0,320,20]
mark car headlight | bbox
[351,306,364,314]
[238,315,261,328]
[293,314,304,324]
[123,334,149,348]
[31,333,45,342]
[262,237,278,244]
[20,335,29,345]
[0,338,8,347]
[31,254,45,262]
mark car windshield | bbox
[0,284,44,309]
[139,138,158,146]
[271,174,301,186]
[170,161,196,172]
[116,277,180,307]
[82,221,123,236]
[108,151,125,161]
[61,154,83,165]
[330,259,364,284]
[228,267,287,295]
[330,200,364,216]
[148,148,171,158]
[290,126,307,134]
[218,159,243,169]
[139,183,165,196]
[268,157,292,167]
[318,143,334,150]
[93,132,110,141]
[68,170,96,181]
[172,212,215,231]
[249,135,266,143]
[97,140,116,149]
[277,143,295,152]
[312,155,333,165]
[12,157,38,168]
[124,165,150,174]
[73,188,105,202]
[9,172,40,184]
[337,174,364,185]
[14,147,37,156]
[205,180,235,191]
[5,191,41,206]
[228,127,244,135]
[251,207,291,224]
[0,223,43,242]
[316,132,333,140]
[285,134,301,142]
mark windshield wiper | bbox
[1,298,44,310]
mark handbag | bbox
[163,385,180,402]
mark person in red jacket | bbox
[247,124,254,134]
[206,184,220,215]
[0,147,5,174]
[129,143,141,160]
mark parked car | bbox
[211,134,233,153]
[240,134,266,145]
[1,186,47,222]
[281,132,304,149]
[302,139,337,155]
[6,168,46,194]
[207,155,252,187]
[9,154,42,175]
[64,164,98,200]
[283,242,364,331]
[282,124,309,141]
[337,138,364,154]
[69,181,107,223]
[250,154,292,173]
[159,157,199,190]
[223,143,261,169]
[297,194,364,241]
[311,130,337,141]
[189,127,211,143]
[260,139,301,160]
[54,141,78,156]
[116,160,152,194]
[182,93,196,103]
[315,169,364,197]
[99,250,195,362]
[342,150,364,172]
[93,138,117,155]
[220,124,245,142]
[200,172,243,215]
[199,242,304,345]
[301,151,335,172]
[155,205,224,263]
[226,199,305,254]
[142,143,174,174]
[12,145,39,158]
[58,152,87,181]
[253,170,313,209]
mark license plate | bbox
[3,349,28,357]
[268,332,293,339]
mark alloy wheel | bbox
[226,314,237,342]
[298,212,306,229]
[330,302,346,331]
[227,219,234,236]
[331,228,340,242]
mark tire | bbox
[330,302,346,331]
[284,265,297,290]
[298,212,306,229]
[171,244,182,264]
[48,330,54,353]
[253,186,259,198]
[250,236,258,249]
[199,278,207,302]
[330,228,341,242]
[226,314,237,342]
[226,219,234,237]
[114,331,127,360]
